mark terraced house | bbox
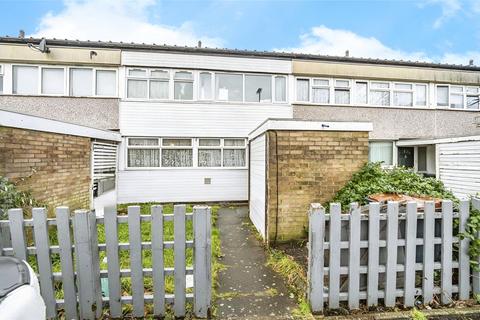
[0,37,479,218]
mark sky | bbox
[1,0,480,65]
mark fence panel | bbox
[0,204,212,319]
[473,198,480,295]
[308,199,476,313]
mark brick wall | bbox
[266,130,368,242]
[0,126,91,214]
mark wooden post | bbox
[458,200,470,300]
[174,204,186,317]
[151,205,165,317]
[328,203,341,309]
[441,200,453,304]
[348,203,361,309]
[404,202,417,307]
[128,206,145,317]
[367,203,380,306]
[472,198,480,295]
[385,202,399,307]
[104,206,122,318]
[194,206,211,318]
[8,208,27,261]
[308,203,325,313]
[423,201,435,304]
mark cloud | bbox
[424,0,462,29]
[29,0,224,47]
[276,25,480,66]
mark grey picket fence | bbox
[0,204,212,319]
[308,199,479,313]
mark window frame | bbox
[215,71,245,103]
[311,78,330,104]
[173,70,194,101]
[435,84,480,110]
[0,64,4,94]
[198,71,214,101]
[392,82,414,107]
[273,75,288,103]
[333,79,351,105]
[125,137,248,170]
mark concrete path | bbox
[216,207,298,319]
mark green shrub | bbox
[0,176,40,218]
[330,162,457,210]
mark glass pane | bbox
[417,147,427,172]
[162,138,192,146]
[13,66,38,94]
[415,84,427,106]
[368,141,393,165]
[436,86,448,106]
[467,96,480,110]
[42,68,64,95]
[128,138,158,146]
[394,83,412,90]
[466,87,479,94]
[129,69,147,77]
[199,73,212,100]
[174,82,193,100]
[355,82,367,104]
[70,68,93,96]
[128,149,159,167]
[151,70,169,79]
[216,73,243,101]
[393,92,413,106]
[450,94,464,109]
[96,70,116,96]
[398,147,414,168]
[335,80,350,87]
[335,89,350,104]
[313,79,329,86]
[174,71,193,80]
[127,79,147,98]
[223,149,246,167]
[162,149,193,167]
[275,76,286,102]
[198,149,221,167]
[245,75,272,102]
[312,88,329,103]
[371,82,389,89]
[0,75,3,94]
[451,86,463,93]
[150,80,169,99]
[370,90,390,106]
[224,139,245,147]
[199,138,220,146]
[296,79,309,101]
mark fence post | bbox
[367,202,380,307]
[73,210,102,320]
[7,209,27,261]
[458,200,470,300]
[32,208,56,319]
[473,198,480,295]
[404,202,417,307]
[174,204,187,317]
[194,206,212,318]
[151,205,165,317]
[328,203,341,309]
[104,206,122,318]
[385,201,399,307]
[423,201,435,304]
[128,206,145,317]
[308,203,325,313]
[441,200,453,304]
[348,203,361,310]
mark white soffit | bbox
[396,135,480,146]
[248,118,373,140]
[0,110,121,142]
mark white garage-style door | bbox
[438,140,480,198]
[249,134,267,239]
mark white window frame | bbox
[173,70,194,101]
[435,84,480,110]
[354,80,369,105]
[94,68,118,97]
[0,64,4,94]
[295,77,311,103]
[215,71,245,103]
[273,75,288,103]
[125,137,248,170]
[41,66,66,96]
[311,78,330,104]
[198,71,214,101]
[392,82,414,107]
[333,79,351,105]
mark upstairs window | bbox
[334,79,350,104]
[96,70,116,96]
[466,87,480,110]
[199,72,213,100]
[245,75,271,102]
[41,68,64,95]
[127,68,147,99]
[415,84,427,106]
[436,85,449,107]
[450,86,464,109]
[0,65,4,94]
[70,68,93,96]
[150,70,169,100]
[216,73,243,102]
[370,82,390,106]
[174,71,193,100]
[393,83,413,107]
[355,81,368,104]
[312,79,329,104]
[13,65,38,95]
[274,76,287,102]
[296,79,309,102]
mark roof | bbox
[248,118,373,140]
[396,135,480,146]
[1,36,480,72]
[0,110,122,141]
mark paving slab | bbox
[216,207,298,319]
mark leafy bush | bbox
[0,176,40,218]
[331,162,457,209]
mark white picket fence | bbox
[308,199,480,313]
[0,204,212,319]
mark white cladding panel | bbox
[122,51,292,74]
[438,140,480,198]
[117,169,248,203]
[120,101,293,136]
[249,134,267,239]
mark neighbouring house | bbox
[0,37,479,237]
[0,110,121,214]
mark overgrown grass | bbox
[26,202,223,319]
